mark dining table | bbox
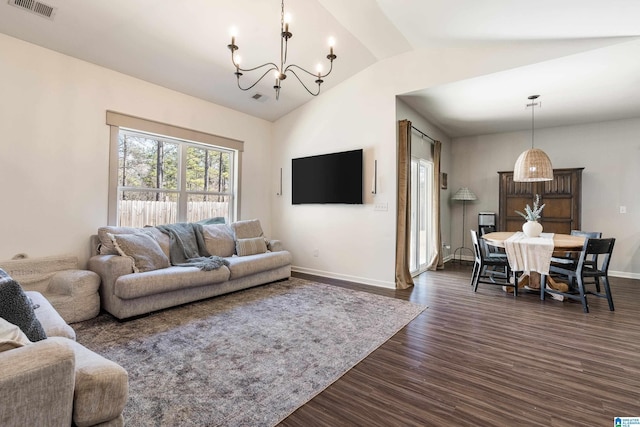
[482,231,585,294]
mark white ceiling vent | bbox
[8,0,57,20]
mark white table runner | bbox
[504,231,555,274]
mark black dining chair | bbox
[543,237,615,313]
[470,230,515,295]
[550,230,602,290]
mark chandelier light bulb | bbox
[229,27,238,45]
[273,70,280,80]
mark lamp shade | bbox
[513,148,553,182]
[451,187,477,201]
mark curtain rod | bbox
[411,125,436,143]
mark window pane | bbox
[186,146,231,193]
[118,133,178,190]
[118,191,178,227]
[187,194,231,223]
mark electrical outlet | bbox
[374,202,388,211]
[620,206,627,214]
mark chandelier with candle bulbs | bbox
[227,0,337,100]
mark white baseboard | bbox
[610,270,640,280]
[291,266,395,289]
[292,265,639,288]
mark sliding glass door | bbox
[409,158,434,275]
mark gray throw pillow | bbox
[203,224,236,257]
[231,219,264,240]
[97,226,142,255]
[109,232,170,273]
[236,237,268,257]
[0,268,47,342]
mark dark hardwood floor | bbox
[282,264,640,426]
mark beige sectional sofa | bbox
[89,219,292,319]
[0,291,128,427]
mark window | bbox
[107,112,243,227]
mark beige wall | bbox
[451,118,640,278]
[272,39,614,287]
[2,29,636,284]
[0,33,273,267]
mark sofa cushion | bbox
[202,224,236,257]
[236,237,268,257]
[231,219,264,239]
[114,265,231,300]
[98,226,144,255]
[0,317,31,352]
[0,269,47,341]
[225,251,293,280]
[109,232,170,273]
[28,291,76,340]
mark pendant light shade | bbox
[513,95,553,182]
[513,148,553,182]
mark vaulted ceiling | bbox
[1,0,639,136]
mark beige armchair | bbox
[0,254,100,323]
[0,292,128,427]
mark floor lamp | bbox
[452,187,477,263]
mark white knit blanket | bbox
[504,232,555,274]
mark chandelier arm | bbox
[287,69,321,96]
[231,49,280,73]
[236,67,279,91]
[285,62,333,79]
[235,62,279,73]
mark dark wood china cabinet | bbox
[498,168,583,234]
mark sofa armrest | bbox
[65,339,128,427]
[89,255,134,289]
[88,255,134,315]
[0,337,75,427]
[46,270,102,323]
[267,239,285,252]
[48,270,100,297]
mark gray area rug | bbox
[74,277,427,426]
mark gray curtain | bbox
[428,140,444,270]
[395,120,414,289]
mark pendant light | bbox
[513,95,553,182]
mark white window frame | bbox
[106,111,244,226]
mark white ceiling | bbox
[1,0,639,136]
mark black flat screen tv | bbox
[292,149,363,204]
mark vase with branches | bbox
[516,194,545,237]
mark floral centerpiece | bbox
[515,194,545,237]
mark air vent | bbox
[8,0,57,19]
[251,93,269,103]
